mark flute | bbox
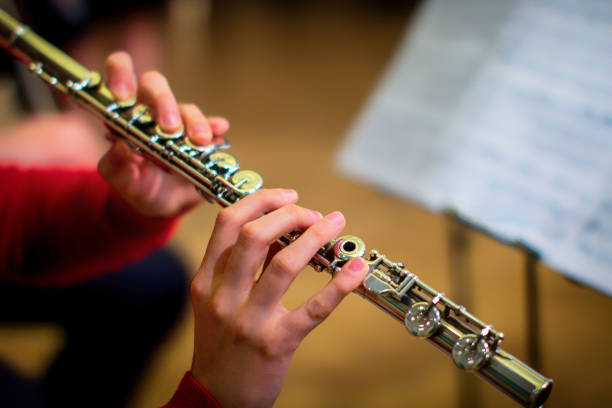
[0,8,552,407]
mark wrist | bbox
[163,372,221,408]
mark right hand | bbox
[189,189,369,408]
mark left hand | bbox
[98,51,229,217]
[189,189,369,408]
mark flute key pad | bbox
[154,123,184,140]
[404,301,441,337]
[452,334,492,370]
[230,169,263,195]
[207,152,239,176]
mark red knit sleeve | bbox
[0,166,179,286]
[162,372,222,408]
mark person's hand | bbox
[98,51,229,217]
[189,189,369,408]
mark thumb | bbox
[98,140,135,188]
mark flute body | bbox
[0,8,552,407]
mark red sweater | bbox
[0,166,220,407]
[163,372,221,408]
[0,165,179,286]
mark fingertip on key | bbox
[324,211,345,226]
[160,112,181,131]
[348,257,366,273]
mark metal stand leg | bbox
[444,211,546,405]
[521,245,542,370]
[447,214,482,408]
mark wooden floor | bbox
[1,1,611,407]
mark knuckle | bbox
[215,207,237,228]
[305,296,331,323]
[235,323,279,358]
[234,320,255,343]
[270,253,298,277]
[259,338,283,358]
[207,295,229,323]
[189,279,205,304]
[189,278,200,297]
[284,203,301,219]
[307,224,329,244]
[238,221,266,247]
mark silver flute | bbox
[0,8,552,407]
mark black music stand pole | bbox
[519,243,542,370]
[446,212,482,408]
[445,210,543,407]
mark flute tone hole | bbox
[342,241,357,252]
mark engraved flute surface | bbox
[0,8,552,407]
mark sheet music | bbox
[338,0,612,295]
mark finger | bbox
[105,51,137,102]
[261,242,282,275]
[179,103,212,145]
[98,140,138,195]
[214,205,323,307]
[138,70,181,132]
[247,211,345,312]
[282,256,369,339]
[193,189,299,296]
[208,116,230,136]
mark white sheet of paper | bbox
[338,0,612,296]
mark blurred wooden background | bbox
[0,1,610,407]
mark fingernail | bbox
[325,211,344,225]
[192,125,212,143]
[112,83,130,100]
[210,119,228,133]
[349,257,366,273]
[311,210,323,219]
[161,112,181,129]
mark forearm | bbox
[0,166,178,286]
